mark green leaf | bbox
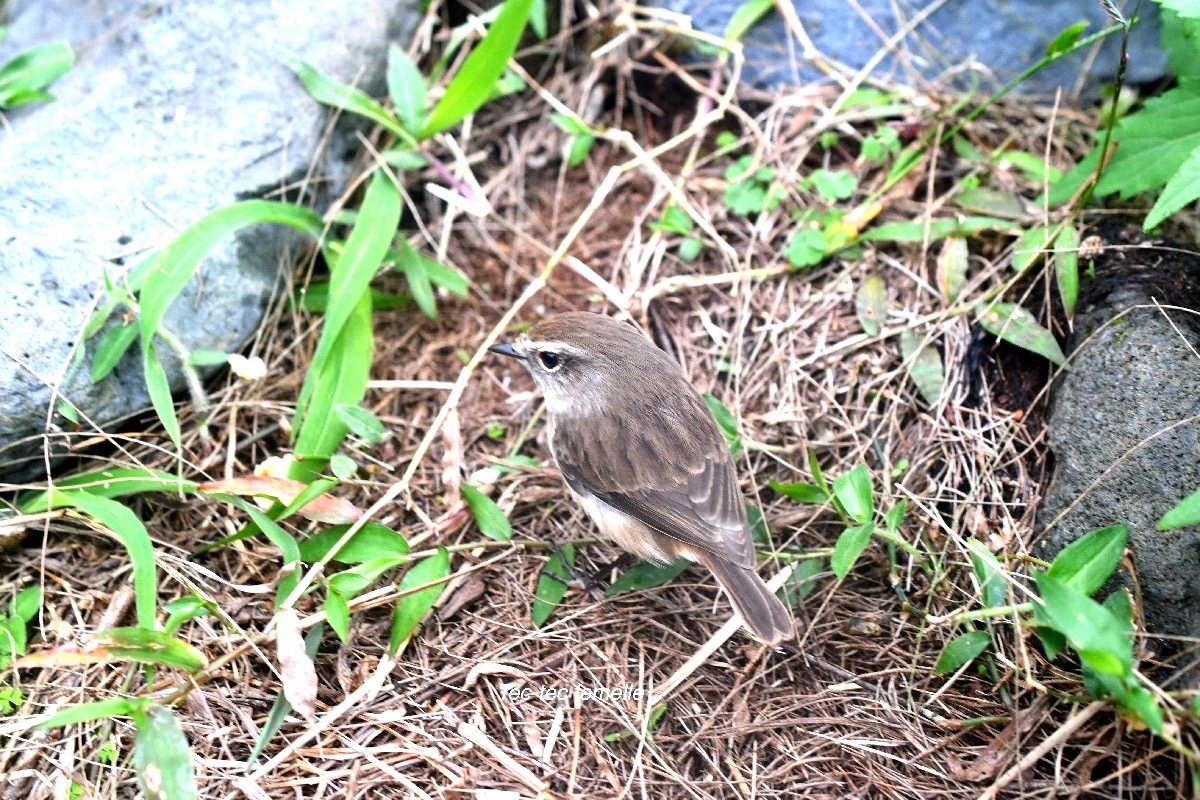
[136,200,323,447]
[678,237,703,261]
[778,557,823,605]
[975,301,1065,365]
[18,468,195,514]
[461,484,512,541]
[702,394,743,456]
[934,630,991,674]
[1046,21,1088,56]
[724,0,774,41]
[1160,486,1200,530]
[746,501,771,545]
[392,239,438,319]
[832,464,873,525]
[1011,226,1053,274]
[389,548,450,653]
[784,227,829,268]
[12,586,41,624]
[810,168,857,201]
[292,287,373,470]
[899,327,944,407]
[325,588,351,642]
[966,539,1007,609]
[330,454,358,480]
[831,524,872,580]
[421,0,536,137]
[769,479,829,504]
[1046,523,1127,596]
[808,449,829,496]
[92,627,208,673]
[1054,225,1080,318]
[1145,142,1200,229]
[861,216,1021,242]
[884,500,905,533]
[333,404,388,443]
[222,497,302,606]
[132,705,198,800]
[649,206,693,235]
[855,275,887,336]
[89,322,139,383]
[38,697,144,730]
[0,41,73,108]
[1093,80,1200,200]
[287,56,408,142]
[423,257,471,297]
[531,544,574,627]
[386,44,427,135]
[1121,684,1165,735]
[529,0,547,38]
[50,491,157,629]
[566,132,594,167]
[294,172,398,447]
[605,558,690,596]
[1034,572,1132,677]
[300,522,409,564]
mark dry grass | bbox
[1,4,1197,799]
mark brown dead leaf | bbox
[438,573,487,620]
[199,476,362,524]
[276,607,318,723]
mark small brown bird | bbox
[489,312,793,645]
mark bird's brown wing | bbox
[553,422,754,569]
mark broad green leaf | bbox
[1144,142,1200,229]
[531,544,574,627]
[330,453,358,480]
[1093,80,1200,200]
[38,697,144,730]
[421,0,536,137]
[831,523,872,580]
[136,200,323,446]
[900,327,944,406]
[328,555,407,597]
[934,630,991,674]
[855,275,887,336]
[392,239,438,318]
[221,496,302,606]
[529,0,547,38]
[287,56,409,142]
[956,186,1025,218]
[777,557,824,605]
[0,41,73,108]
[461,484,512,541]
[1121,684,1165,735]
[324,588,351,642]
[18,468,194,514]
[725,0,774,41]
[994,150,1064,184]
[810,168,857,201]
[1054,225,1080,318]
[423,257,470,297]
[550,112,591,136]
[861,216,1021,242]
[1103,589,1134,634]
[12,586,41,623]
[702,394,743,456]
[49,491,157,629]
[1045,21,1088,56]
[300,522,409,564]
[132,705,198,800]
[605,558,690,596]
[297,283,411,313]
[1012,226,1053,273]
[832,464,873,525]
[1046,523,1127,596]
[389,548,450,653]
[808,449,830,495]
[884,500,906,533]
[965,539,1007,609]
[89,628,207,672]
[936,237,968,303]
[649,206,693,235]
[784,227,828,268]
[1159,486,1200,530]
[678,237,703,261]
[746,501,771,545]
[1033,572,1132,677]
[769,479,829,504]
[334,404,388,443]
[976,301,1065,365]
[386,44,427,135]
[162,596,215,636]
[566,132,593,168]
[294,171,398,442]
[90,322,139,383]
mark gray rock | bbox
[0,0,419,477]
[656,0,1166,96]
[1037,223,1200,678]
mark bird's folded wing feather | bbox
[554,428,754,568]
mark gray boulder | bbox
[656,0,1166,96]
[0,0,418,477]
[1037,223,1200,679]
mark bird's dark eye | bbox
[538,351,561,371]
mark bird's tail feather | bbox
[703,555,794,645]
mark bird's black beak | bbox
[488,342,520,359]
